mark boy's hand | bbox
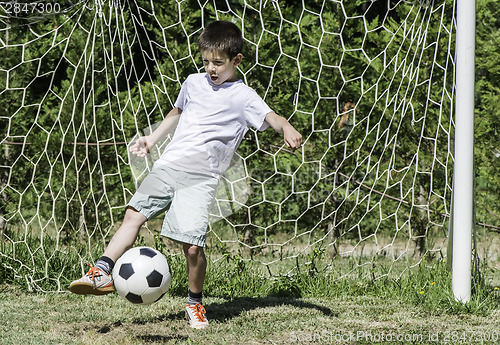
[129,136,154,157]
[265,112,303,152]
[283,126,302,152]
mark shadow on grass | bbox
[209,296,338,322]
[143,296,337,324]
[97,315,190,343]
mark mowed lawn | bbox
[1,285,499,345]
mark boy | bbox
[69,20,302,329]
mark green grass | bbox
[1,253,499,344]
[1,233,499,344]
[0,284,499,345]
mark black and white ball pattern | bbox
[112,246,171,305]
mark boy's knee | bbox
[123,207,147,225]
[183,244,204,258]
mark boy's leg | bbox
[183,243,207,293]
[156,168,217,328]
[69,207,147,295]
[183,243,209,329]
[103,207,148,262]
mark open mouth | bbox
[210,75,218,82]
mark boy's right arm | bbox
[129,107,182,157]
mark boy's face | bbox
[201,50,242,85]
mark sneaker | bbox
[69,264,114,295]
[185,303,209,329]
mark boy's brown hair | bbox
[197,21,243,59]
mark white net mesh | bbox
[0,0,457,290]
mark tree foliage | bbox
[0,0,498,265]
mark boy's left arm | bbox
[264,112,303,152]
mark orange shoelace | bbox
[85,264,103,282]
[190,303,207,322]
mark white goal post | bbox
[451,0,476,303]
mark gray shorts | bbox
[127,164,219,247]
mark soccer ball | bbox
[112,246,172,305]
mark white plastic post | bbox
[452,0,476,303]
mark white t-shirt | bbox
[156,73,272,176]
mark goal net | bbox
[0,0,457,290]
